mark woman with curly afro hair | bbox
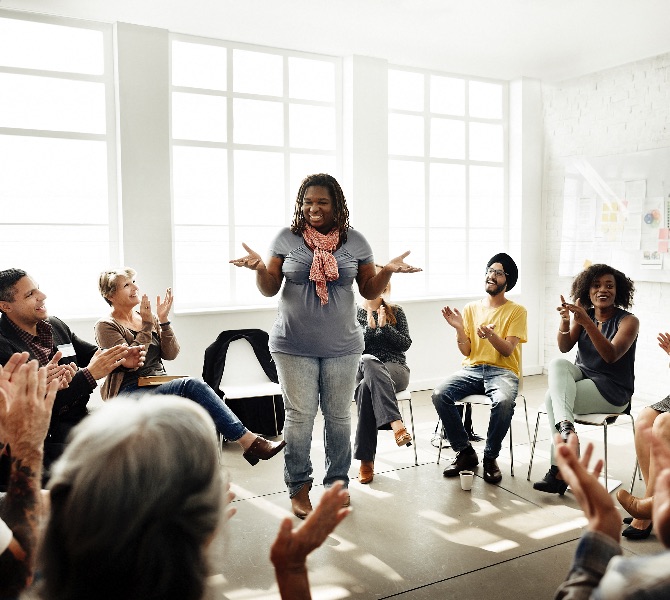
[534,264,638,496]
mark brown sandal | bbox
[395,427,412,447]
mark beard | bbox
[486,281,506,297]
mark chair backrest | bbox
[219,338,281,400]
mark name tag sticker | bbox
[57,343,76,359]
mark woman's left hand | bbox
[157,287,173,323]
[385,251,422,274]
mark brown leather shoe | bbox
[242,436,286,466]
[617,489,653,520]
[291,484,313,519]
[342,491,351,507]
[358,461,374,484]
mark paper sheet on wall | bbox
[559,195,597,275]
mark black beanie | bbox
[487,253,518,291]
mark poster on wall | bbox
[559,148,670,282]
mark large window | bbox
[0,12,117,317]
[171,37,341,310]
[388,68,509,298]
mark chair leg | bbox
[509,420,514,476]
[522,396,531,444]
[406,398,418,466]
[218,433,225,466]
[526,412,542,481]
[603,423,608,490]
[630,458,640,494]
[271,394,279,437]
[629,414,642,493]
[437,420,443,464]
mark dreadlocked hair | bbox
[290,173,350,243]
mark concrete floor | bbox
[206,375,663,599]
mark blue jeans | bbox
[272,352,360,496]
[119,377,247,442]
[432,365,518,459]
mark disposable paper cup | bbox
[460,470,474,491]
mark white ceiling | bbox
[3,0,670,81]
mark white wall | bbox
[542,52,670,403]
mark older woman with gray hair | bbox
[37,396,350,600]
[94,267,284,466]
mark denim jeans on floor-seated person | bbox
[432,364,518,459]
[272,352,360,497]
[119,377,248,442]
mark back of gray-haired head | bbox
[40,395,223,600]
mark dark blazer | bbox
[202,328,278,394]
[0,314,99,484]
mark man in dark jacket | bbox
[0,268,144,485]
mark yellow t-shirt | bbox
[462,299,527,377]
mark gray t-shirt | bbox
[268,227,374,358]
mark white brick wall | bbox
[542,51,670,403]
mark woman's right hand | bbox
[140,294,153,324]
[659,332,670,355]
[230,243,265,271]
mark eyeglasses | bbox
[485,268,507,278]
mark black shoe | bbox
[482,457,502,484]
[557,420,575,442]
[622,522,653,540]
[623,516,633,524]
[533,467,568,495]
[442,446,478,477]
[557,421,580,456]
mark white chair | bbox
[436,387,529,476]
[526,405,640,491]
[217,338,283,460]
[395,389,418,466]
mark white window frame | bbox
[170,34,343,312]
[0,10,119,318]
[388,65,510,299]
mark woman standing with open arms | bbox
[231,173,420,518]
[533,263,638,495]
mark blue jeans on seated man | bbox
[119,377,248,442]
[272,352,360,497]
[432,365,518,459]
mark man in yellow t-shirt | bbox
[432,253,527,484]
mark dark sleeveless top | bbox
[575,307,636,407]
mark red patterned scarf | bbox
[302,225,340,305]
